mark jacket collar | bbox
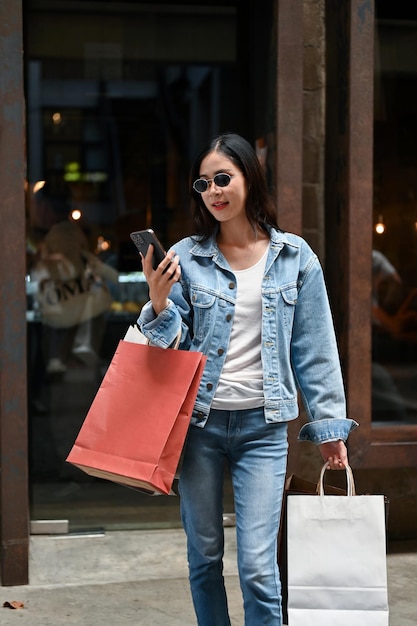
[189,226,299,259]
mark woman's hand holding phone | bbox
[141,245,181,315]
[130,229,181,315]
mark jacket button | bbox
[206,383,213,390]
[217,348,224,356]
[228,282,235,289]
[226,314,232,322]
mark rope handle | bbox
[169,331,181,350]
[318,463,356,497]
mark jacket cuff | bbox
[298,418,359,445]
[137,300,180,348]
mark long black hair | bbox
[190,132,280,239]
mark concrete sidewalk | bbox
[0,529,415,625]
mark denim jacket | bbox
[138,227,358,445]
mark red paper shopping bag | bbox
[66,340,206,494]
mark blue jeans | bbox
[179,407,288,626]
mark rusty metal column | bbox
[325,1,374,463]
[275,0,304,234]
[0,0,29,585]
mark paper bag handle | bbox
[318,463,356,497]
[170,331,181,350]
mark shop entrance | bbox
[25,0,243,531]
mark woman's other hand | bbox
[318,439,348,470]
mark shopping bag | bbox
[37,268,112,328]
[286,464,389,625]
[66,333,206,494]
[278,472,346,625]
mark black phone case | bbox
[130,229,166,270]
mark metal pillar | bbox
[0,0,29,585]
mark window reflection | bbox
[24,1,239,529]
[373,6,417,422]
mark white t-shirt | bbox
[212,248,268,410]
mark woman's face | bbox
[197,151,248,226]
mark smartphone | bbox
[130,229,166,270]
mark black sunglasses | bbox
[192,172,235,194]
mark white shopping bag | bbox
[287,464,389,626]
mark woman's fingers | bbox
[157,252,180,282]
[318,440,348,470]
[141,248,181,316]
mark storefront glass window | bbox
[25,1,239,530]
[372,5,417,423]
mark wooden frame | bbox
[0,0,29,585]
[325,0,417,468]
[275,0,303,235]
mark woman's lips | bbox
[212,202,228,210]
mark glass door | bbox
[25,0,239,531]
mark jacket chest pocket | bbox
[190,287,217,341]
[264,284,297,325]
[280,286,298,332]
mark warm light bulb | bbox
[96,236,111,252]
[375,215,385,234]
[33,180,46,194]
[71,209,82,221]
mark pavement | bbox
[0,528,416,625]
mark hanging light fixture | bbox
[375,214,385,234]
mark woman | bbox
[139,133,358,626]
